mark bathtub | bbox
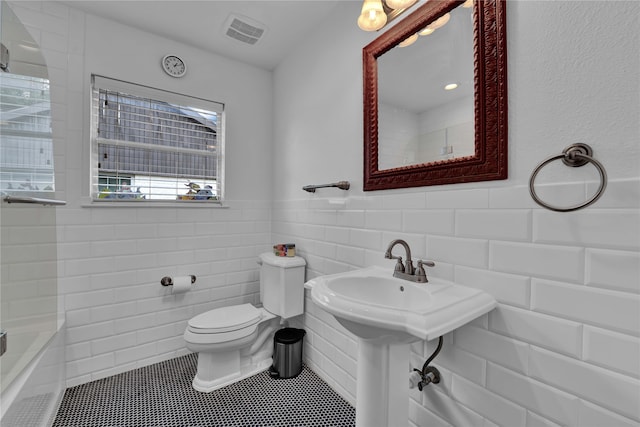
[1,316,65,427]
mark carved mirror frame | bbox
[363,0,507,190]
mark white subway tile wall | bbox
[280,178,640,427]
[59,197,269,388]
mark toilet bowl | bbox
[184,304,280,392]
[184,253,306,393]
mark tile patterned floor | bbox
[53,353,355,426]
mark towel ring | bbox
[529,143,607,212]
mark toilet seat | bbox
[188,303,261,334]
[185,304,264,346]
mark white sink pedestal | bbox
[308,265,497,427]
[356,340,411,427]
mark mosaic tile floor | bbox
[53,353,355,427]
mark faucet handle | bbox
[389,255,405,273]
[418,260,435,268]
[415,260,436,283]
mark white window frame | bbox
[90,75,225,204]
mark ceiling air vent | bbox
[224,14,267,45]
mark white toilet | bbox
[183,252,306,392]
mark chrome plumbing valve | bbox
[414,366,441,391]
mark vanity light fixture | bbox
[415,12,452,39]
[357,0,418,32]
[397,11,450,47]
[398,33,419,47]
[385,0,416,9]
[403,11,453,47]
[428,12,451,30]
[357,0,387,31]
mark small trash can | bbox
[268,327,306,379]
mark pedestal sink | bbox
[308,266,496,427]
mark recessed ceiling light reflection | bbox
[444,83,458,91]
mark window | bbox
[91,75,224,202]
[0,73,54,196]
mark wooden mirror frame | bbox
[363,0,507,191]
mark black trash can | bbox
[268,327,306,379]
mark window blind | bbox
[90,75,224,202]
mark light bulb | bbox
[429,13,450,30]
[444,83,458,90]
[418,27,435,36]
[398,33,418,47]
[357,0,387,31]
[385,0,416,10]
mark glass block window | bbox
[91,75,224,202]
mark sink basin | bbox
[309,265,496,343]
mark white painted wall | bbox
[8,0,274,388]
[274,1,640,426]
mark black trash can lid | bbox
[274,327,306,344]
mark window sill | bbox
[81,198,228,208]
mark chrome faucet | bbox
[384,239,435,283]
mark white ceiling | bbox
[62,0,347,70]
[60,0,473,113]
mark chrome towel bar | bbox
[302,181,350,193]
[3,195,67,206]
[529,143,607,212]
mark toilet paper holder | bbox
[160,275,197,286]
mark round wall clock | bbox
[161,54,186,78]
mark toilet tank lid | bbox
[259,252,306,268]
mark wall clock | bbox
[161,54,186,78]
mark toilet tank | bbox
[258,252,306,319]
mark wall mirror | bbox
[363,0,507,190]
